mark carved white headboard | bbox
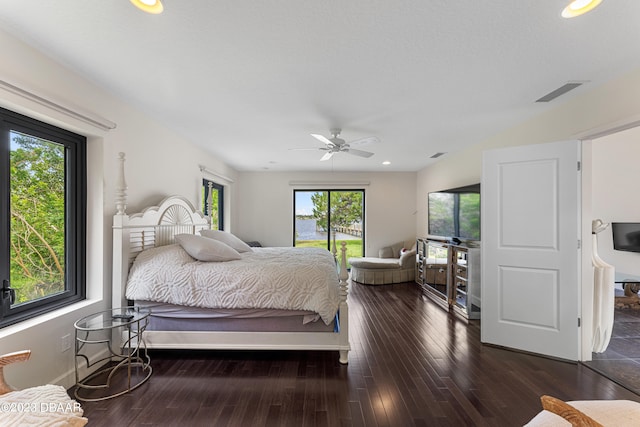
[112,153,211,308]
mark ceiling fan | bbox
[292,129,378,161]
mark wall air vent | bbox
[430,152,447,159]
[535,82,586,103]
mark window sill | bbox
[0,298,103,339]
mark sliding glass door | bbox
[294,190,364,262]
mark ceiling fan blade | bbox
[311,133,335,147]
[349,136,380,147]
[320,151,335,161]
[288,148,320,151]
[344,148,374,158]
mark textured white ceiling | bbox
[1,0,639,172]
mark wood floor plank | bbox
[73,281,640,426]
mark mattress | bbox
[135,301,336,333]
[126,244,340,324]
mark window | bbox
[202,179,224,230]
[293,190,364,262]
[0,107,86,328]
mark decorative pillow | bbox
[391,241,405,258]
[379,246,395,258]
[540,395,603,427]
[175,234,241,262]
[199,230,253,253]
[399,249,417,267]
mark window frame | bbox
[0,107,87,328]
[202,179,224,230]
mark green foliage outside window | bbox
[310,191,363,231]
[10,132,66,304]
[202,183,221,230]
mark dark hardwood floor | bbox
[585,304,640,395]
[74,281,640,426]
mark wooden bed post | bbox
[112,152,130,309]
[206,181,213,229]
[115,152,127,215]
[338,241,350,364]
[331,230,337,260]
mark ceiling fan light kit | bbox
[561,0,602,18]
[130,0,164,14]
[306,129,378,161]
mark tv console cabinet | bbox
[415,238,481,320]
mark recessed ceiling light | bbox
[561,0,602,18]
[429,152,447,159]
[382,161,391,165]
[130,0,164,14]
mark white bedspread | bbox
[126,244,340,325]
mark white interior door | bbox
[481,140,581,360]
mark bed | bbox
[112,153,350,364]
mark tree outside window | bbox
[1,106,86,328]
[294,190,364,265]
[202,179,223,230]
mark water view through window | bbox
[294,190,364,265]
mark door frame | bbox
[477,114,640,362]
[576,115,640,361]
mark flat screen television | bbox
[428,184,480,242]
[612,222,640,253]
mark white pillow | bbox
[391,241,405,258]
[379,246,395,258]
[199,229,253,253]
[399,249,416,267]
[175,234,241,262]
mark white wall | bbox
[235,171,417,255]
[0,29,238,389]
[592,127,640,277]
[416,67,640,235]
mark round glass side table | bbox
[74,306,152,401]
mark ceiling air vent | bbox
[535,82,585,103]
[430,152,446,159]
